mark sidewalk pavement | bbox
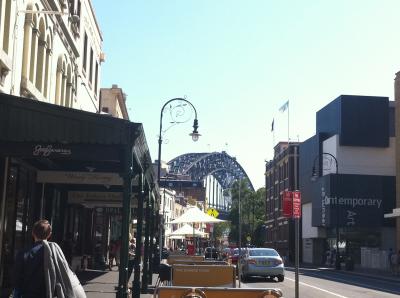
[77,264,400,297]
[77,266,157,298]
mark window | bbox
[94,62,98,95]
[89,48,93,85]
[83,33,88,73]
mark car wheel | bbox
[277,275,284,282]
[240,274,248,282]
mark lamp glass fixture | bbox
[190,131,201,142]
[310,166,318,182]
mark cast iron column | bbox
[132,173,144,298]
[141,188,151,291]
[117,147,133,298]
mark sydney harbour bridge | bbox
[167,151,254,212]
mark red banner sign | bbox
[282,191,293,218]
[292,191,302,218]
[282,191,302,218]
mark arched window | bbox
[2,0,12,53]
[43,32,52,99]
[55,56,64,105]
[28,13,38,83]
[35,17,46,92]
[65,64,72,107]
[21,6,36,82]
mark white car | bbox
[240,248,285,282]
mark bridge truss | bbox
[167,151,254,212]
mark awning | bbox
[0,93,158,207]
[0,93,156,188]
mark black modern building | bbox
[299,95,396,266]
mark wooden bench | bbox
[167,255,205,265]
[171,264,236,288]
[155,286,283,298]
[171,260,228,266]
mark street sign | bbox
[282,191,293,217]
[293,191,302,218]
[207,208,219,218]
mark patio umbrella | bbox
[168,206,226,254]
[166,224,208,237]
[169,206,225,224]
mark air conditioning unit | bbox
[100,52,106,62]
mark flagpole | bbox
[287,101,290,145]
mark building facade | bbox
[0,0,102,111]
[265,142,299,263]
[0,2,161,296]
[299,95,396,267]
[100,84,129,119]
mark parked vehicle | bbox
[204,247,219,259]
[240,248,285,282]
[228,248,246,265]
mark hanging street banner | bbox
[282,191,302,218]
[293,191,302,218]
[282,191,293,218]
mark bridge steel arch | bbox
[167,151,254,191]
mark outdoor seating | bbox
[171,264,236,288]
[155,263,172,288]
[167,255,205,265]
[155,286,283,298]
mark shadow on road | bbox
[283,267,400,296]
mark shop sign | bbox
[37,171,123,185]
[68,191,138,208]
[33,144,72,157]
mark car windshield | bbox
[249,249,279,257]
[233,248,246,256]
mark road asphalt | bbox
[78,264,400,297]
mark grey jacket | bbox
[43,240,75,298]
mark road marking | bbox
[286,268,400,295]
[286,277,349,298]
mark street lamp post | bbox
[311,152,340,270]
[157,98,200,262]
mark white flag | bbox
[279,100,289,113]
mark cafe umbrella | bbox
[168,206,226,253]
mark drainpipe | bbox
[395,71,400,251]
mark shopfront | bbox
[0,94,158,297]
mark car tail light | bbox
[274,259,283,265]
[247,259,257,265]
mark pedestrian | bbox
[108,240,117,270]
[127,236,136,285]
[115,237,121,267]
[13,219,86,298]
[388,248,395,273]
[390,248,398,275]
[61,232,74,266]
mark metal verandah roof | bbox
[0,93,140,145]
[0,93,157,186]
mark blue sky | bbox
[92,0,400,189]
